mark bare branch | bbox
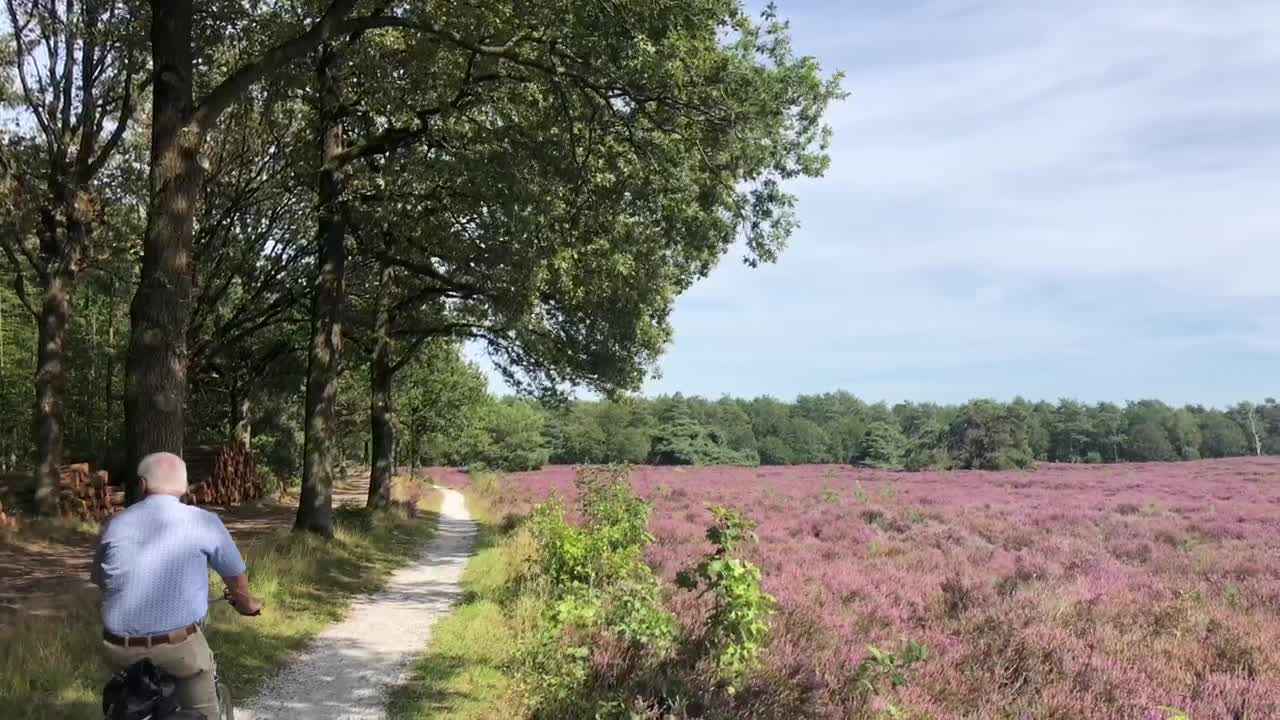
[59,0,75,137]
[85,60,136,180]
[6,0,57,148]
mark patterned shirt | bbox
[92,494,246,635]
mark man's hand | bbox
[224,587,264,616]
[221,573,264,616]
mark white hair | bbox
[138,452,188,496]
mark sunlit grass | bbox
[388,494,529,719]
[0,482,440,720]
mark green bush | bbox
[676,506,775,687]
[450,468,778,717]
[860,421,908,470]
[477,400,551,471]
[518,467,677,715]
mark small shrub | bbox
[940,573,982,618]
[849,640,929,702]
[517,467,677,714]
[677,506,776,688]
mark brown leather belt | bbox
[103,624,199,648]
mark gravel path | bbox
[239,487,475,720]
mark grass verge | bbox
[388,494,528,720]
[0,484,441,720]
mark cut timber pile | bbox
[183,444,264,507]
[0,498,15,529]
[57,463,119,521]
[7,444,262,523]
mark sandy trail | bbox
[239,487,475,720]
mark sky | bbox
[483,0,1280,407]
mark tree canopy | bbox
[0,0,842,532]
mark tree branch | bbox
[85,61,136,181]
[389,334,431,374]
[378,252,487,297]
[191,0,362,132]
[58,0,75,138]
[73,0,101,179]
[0,239,39,319]
[6,0,57,149]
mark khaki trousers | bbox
[101,625,219,717]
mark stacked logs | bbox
[0,444,262,523]
[0,498,16,529]
[183,444,264,507]
[57,463,121,521]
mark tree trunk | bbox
[125,0,198,503]
[367,261,394,509]
[31,273,70,515]
[1247,407,1262,457]
[295,43,345,537]
[232,387,252,449]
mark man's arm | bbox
[90,519,112,588]
[90,538,106,588]
[221,573,263,616]
[205,512,263,616]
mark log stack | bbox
[0,497,16,530]
[56,464,121,522]
[183,444,264,507]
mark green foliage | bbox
[518,468,678,714]
[475,400,552,472]
[860,421,909,470]
[851,640,929,699]
[1126,420,1177,462]
[649,399,758,466]
[903,420,951,471]
[948,399,1036,470]
[1198,411,1249,459]
[400,342,493,467]
[424,390,1279,474]
[676,506,775,687]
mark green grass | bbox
[389,497,530,720]
[1,491,441,720]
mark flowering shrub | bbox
[440,458,1280,719]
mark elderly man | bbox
[92,452,263,717]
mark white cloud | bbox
[645,0,1280,403]
[478,1,1280,405]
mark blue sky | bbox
[488,0,1280,406]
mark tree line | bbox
[0,0,843,533]
[395,364,1280,471]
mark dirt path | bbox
[240,487,475,720]
[0,469,371,621]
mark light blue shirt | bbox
[92,494,247,635]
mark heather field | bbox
[434,459,1280,719]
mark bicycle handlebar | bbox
[211,590,262,617]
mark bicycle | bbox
[200,590,261,720]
